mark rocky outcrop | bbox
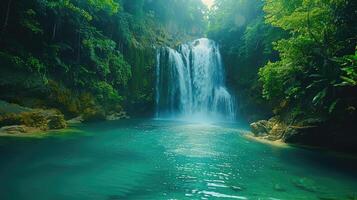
[0,125,43,135]
[250,120,270,136]
[250,117,321,144]
[47,114,67,129]
[0,100,67,136]
[0,125,27,134]
[20,110,67,130]
[250,117,287,141]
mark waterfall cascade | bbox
[156,38,235,121]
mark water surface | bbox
[0,119,356,200]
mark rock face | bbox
[251,116,357,153]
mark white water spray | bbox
[156,38,235,121]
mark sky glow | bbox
[202,0,214,8]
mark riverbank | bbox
[249,116,357,156]
[0,100,129,138]
[243,132,289,148]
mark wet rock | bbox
[0,125,27,134]
[21,111,48,130]
[106,111,130,121]
[267,118,286,140]
[67,116,84,124]
[250,117,286,140]
[250,120,270,136]
[20,110,67,130]
[1,100,67,133]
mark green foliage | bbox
[22,9,43,34]
[87,0,119,14]
[0,0,206,117]
[83,37,131,86]
[0,114,22,127]
[259,0,357,120]
[92,81,123,108]
[336,49,357,86]
[207,0,284,120]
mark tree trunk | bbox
[2,0,13,33]
[77,29,81,62]
[51,22,57,40]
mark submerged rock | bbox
[273,183,286,192]
[293,178,318,193]
[231,185,245,191]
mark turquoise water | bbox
[0,119,356,200]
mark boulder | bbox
[21,111,48,130]
[250,120,270,136]
[47,114,67,129]
[250,117,286,139]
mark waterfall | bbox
[156,38,235,121]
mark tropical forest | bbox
[0,0,356,199]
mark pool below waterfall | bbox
[0,119,356,200]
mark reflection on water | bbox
[0,119,356,200]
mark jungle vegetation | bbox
[1,0,356,149]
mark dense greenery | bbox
[0,0,206,119]
[208,0,357,150]
[259,0,357,122]
[1,0,357,150]
[207,0,285,121]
